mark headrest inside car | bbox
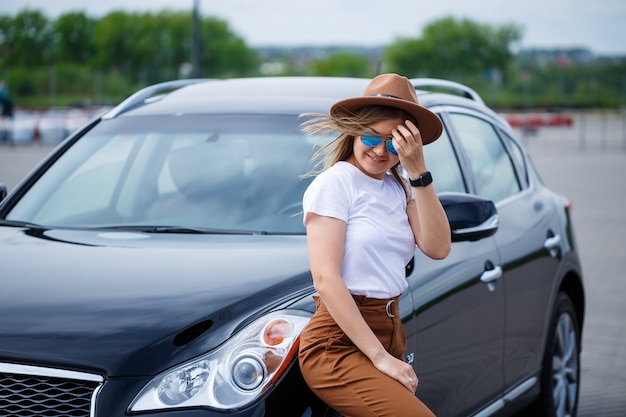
[167,140,249,199]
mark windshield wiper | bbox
[0,219,45,228]
[91,225,268,235]
[152,226,267,235]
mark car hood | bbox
[0,226,313,377]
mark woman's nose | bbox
[374,140,389,154]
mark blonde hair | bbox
[300,105,416,198]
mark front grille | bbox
[0,364,102,417]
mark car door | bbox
[446,111,562,392]
[485,128,563,390]
[402,122,505,417]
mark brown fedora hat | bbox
[330,73,443,145]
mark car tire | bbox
[524,291,581,417]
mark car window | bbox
[6,135,135,224]
[502,132,529,189]
[448,113,520,202]
[6,115,315,234]
[422,125,466,194]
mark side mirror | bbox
[439,192,498,242]
[0,183,7,203]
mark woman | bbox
[298,73,451,417]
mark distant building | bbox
[518,48,596,67]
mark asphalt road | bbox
[1,111,625,415]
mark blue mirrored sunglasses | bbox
[360,133,398,155]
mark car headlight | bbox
[129,310,310,412]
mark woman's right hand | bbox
[373,352,419,393]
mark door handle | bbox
[544,234,561,257]
[480,263,502,292]
[480,265,503,283]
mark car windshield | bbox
[6,114,320,234]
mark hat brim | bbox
[330,96,443,145]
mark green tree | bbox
[199,17,258,78]
[0,9,53,66]
[307,51,372,77]
[385,17,522,81]
[149,12,194,79]
[54,12,96,65]
[123,11,186,82]
[91,11,136,75]
[91,11,257,83]
[0,15,13,67]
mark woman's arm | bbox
[392,120,451,259]
[305,213,419,393]
[406,188,451,260]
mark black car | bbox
[0,77,584,417]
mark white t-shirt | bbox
[303,161,416,298]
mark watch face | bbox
[422,171,433,186]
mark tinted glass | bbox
[7,115,317,234]
[422,125,466,193]
[503,132,529,189]
[449,113,520,202]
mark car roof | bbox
[104,76,504,129]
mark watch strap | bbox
[409,171,433,187]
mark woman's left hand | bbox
[372,352,419,393]
[390,119,427,180]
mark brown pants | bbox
[299,295,435,417]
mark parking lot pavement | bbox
[2,114,626,416]
[0,143,57,191]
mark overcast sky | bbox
[2,0,625,55]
